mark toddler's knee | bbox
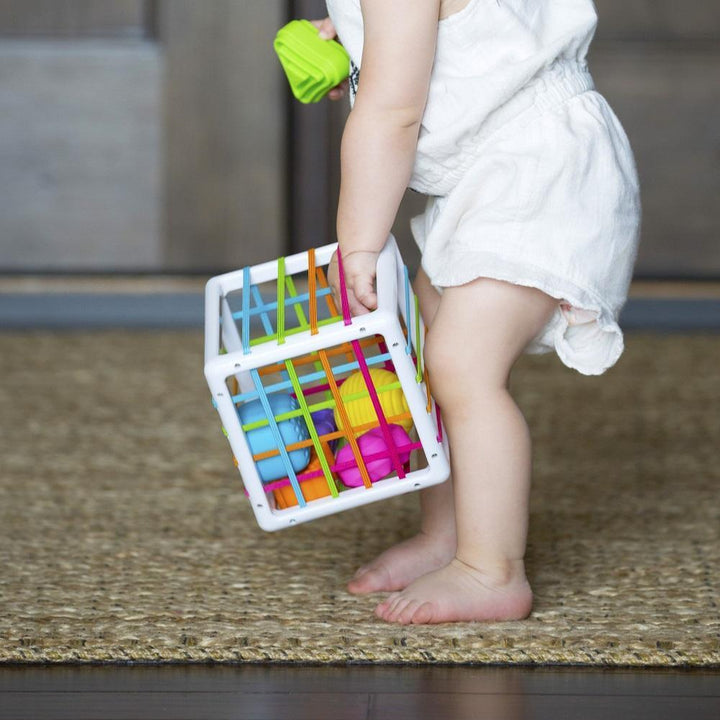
[423,326,475,403]
[423,323,509,400]
[423,326,449,382]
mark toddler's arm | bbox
[329,0,439,314]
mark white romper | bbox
[325,0,642,375]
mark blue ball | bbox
[238,393,310,483]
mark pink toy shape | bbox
[336,424,412,487]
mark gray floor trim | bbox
[619,298,720,331]
[0,294,719,331]
[0,294,204,329]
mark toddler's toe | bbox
[396,599,426,625]
[374,594,398,620]
[409,601,436,625]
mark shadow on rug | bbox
[0,331,718,665]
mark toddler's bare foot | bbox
[347,531,456,595]
[374,558,533,624]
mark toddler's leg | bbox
[375,277,557,624]
[348,269,457,594]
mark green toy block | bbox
[274,19,350,104]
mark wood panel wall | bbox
[288,0,346,254]
[0,0,150,38]
[160,0,287,271]
[0,1,162,272]
[595,0,720,39]
[592,0,720,277]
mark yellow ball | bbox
[335,368,412,432]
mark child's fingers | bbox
[353,279,378,312]
[344,276,377,315]
[307,18,346,101]
[309,17,337,40]
[347,289,373,317]
[327,250,377,315]
[330,280,372,317]
[311,18,346,101]
[328,79,349,101]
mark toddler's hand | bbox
[310,17,349,101]
[311,16,337,40]
[328,249,379,316]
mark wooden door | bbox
[0,0,288,273]
[591,0,720,278]
[0,1,163,271]
[159,0,287,271]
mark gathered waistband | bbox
[411,62,596,196]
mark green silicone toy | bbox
[274,19,350,104]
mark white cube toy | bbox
[204,236,450,531]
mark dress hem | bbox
[420,248,626,376]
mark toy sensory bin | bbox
[204,236,450,531]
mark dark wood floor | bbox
[1,665,719,720]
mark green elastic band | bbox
[414,293,423,383]
[286,274,309,330]
[284,360,340,498]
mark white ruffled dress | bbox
[325,0,642,375]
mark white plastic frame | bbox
[204,236,450,531]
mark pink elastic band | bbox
[351,338,406,480]
[336,246,353,326]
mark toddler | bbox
[316,0,641,625]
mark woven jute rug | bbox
[1,331,718,666]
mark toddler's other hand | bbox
[328,249,379,316]
[311,16,337,40]
[310,17,349,101]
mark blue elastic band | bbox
[250,285,275,336]
[249,369,306,508]
[242,267,251,355]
